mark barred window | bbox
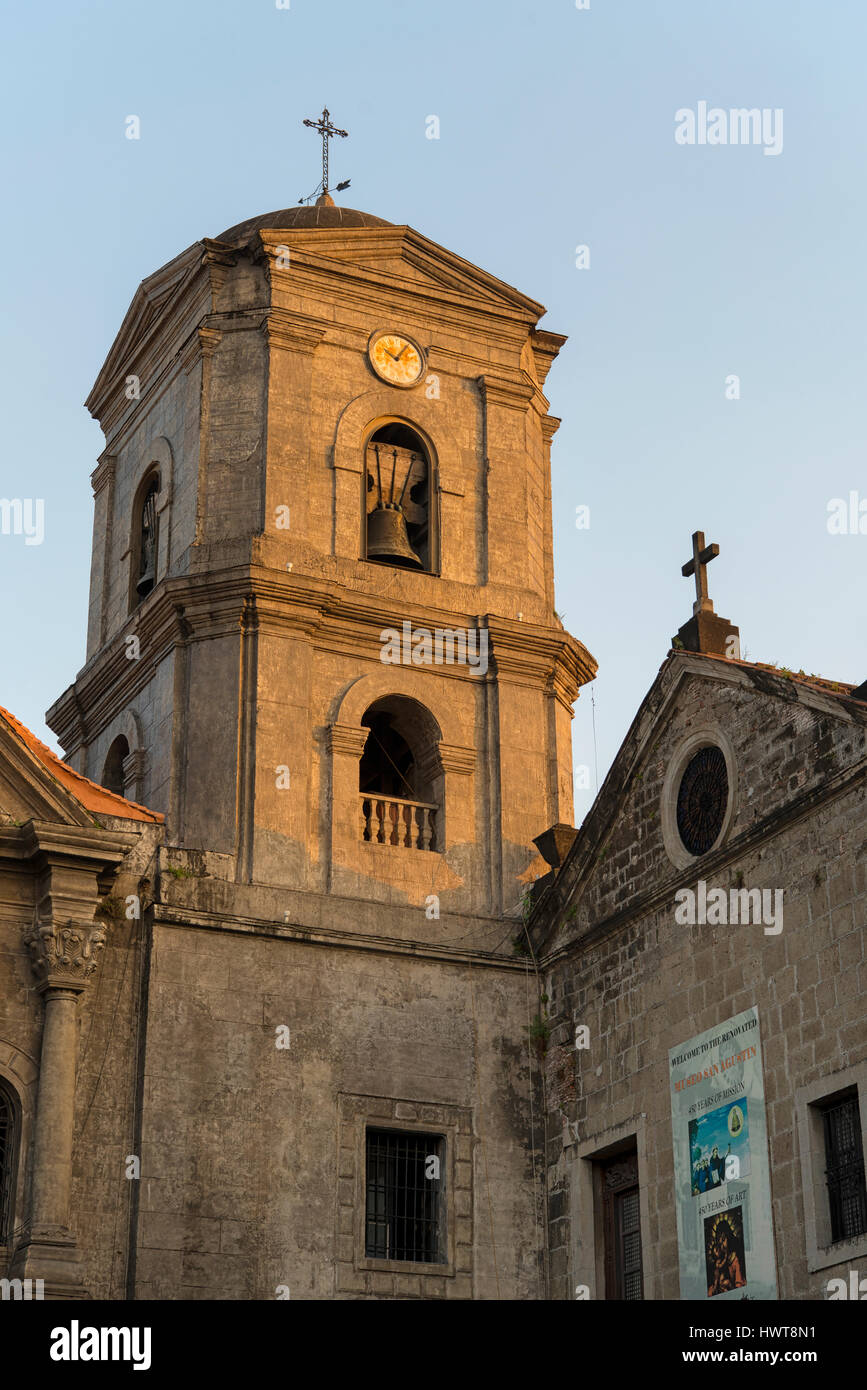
[0,1081,18,1245]
[365,1129,445,1263]
[821,1091,867,1243]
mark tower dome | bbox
[217,199,393,244]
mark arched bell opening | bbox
[363,423,432,572]
[358,695,442,850]
[102,735,130,798]
[129,469,161,611]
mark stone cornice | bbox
[250,240,542,355]
[46,567,597,751]
[260,308,327,354]
[484,616,597,704]
[200,238,238,269]
[152,900,527,972]
[529,329,568,387]
[90,454,116,497]
[179,324,222,375]
[15,820,137,865]
[477,374,536,413]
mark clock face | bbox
[369,332,424,387]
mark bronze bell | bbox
[366,503,423,569]
[136,559,155,599]
[136,486,158,598]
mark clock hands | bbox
[381,340,416,363]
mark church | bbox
[1,124,865,1299]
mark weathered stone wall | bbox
[537,661,867,1301]
[134,901,543,1300]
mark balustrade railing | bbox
[360,794,437,851]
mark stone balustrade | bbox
[360,794,437,850]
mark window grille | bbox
[822,1092,867,1243]
[365,1129,444,1263]
[616,1187,643,1300]
[601,1151,643,1300]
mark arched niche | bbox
[327,671,476,860]
[331,389,456,573]
[125,436,173,613]
[97,709,146,804]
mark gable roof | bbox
[0,706,163,825]
[529,648,867,953]
[693,650,864,705]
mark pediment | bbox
[85,242,204,416]
[0,720,95,827]
[533,652,867,954]
[256,225,547,320]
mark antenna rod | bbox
[389,449,398,504]
[373,444,383,504]
[395,453,415,510]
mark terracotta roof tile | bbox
[0,706,163,823]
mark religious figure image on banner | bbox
[669,1006,778,1299]
[689,1099,751,1194]
[704,1205,748,1297]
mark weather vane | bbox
[299,107,351,204]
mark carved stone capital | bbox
[23,915,108,993]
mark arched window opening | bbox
[358,697,442,851]
[360,713,418,799]
[102,735,130,798]
[364,423,432,572]
[0,1080,19,1247]
[134,474,160,605]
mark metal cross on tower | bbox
[302,106,348,199]
[681,530,720,615]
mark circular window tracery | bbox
[675,745,728,856]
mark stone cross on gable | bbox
[681,530,720,616]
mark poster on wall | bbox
[668,1006,778,1300]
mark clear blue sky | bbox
[1,0,865,826]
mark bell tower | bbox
[47,193,596,922]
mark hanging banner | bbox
[668,1006,778,1300]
